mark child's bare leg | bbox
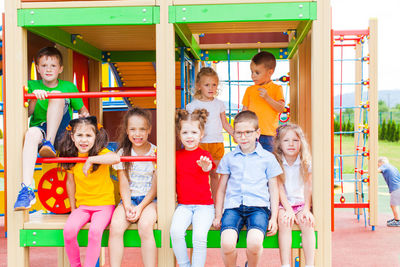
[297,214,315,266]
[210,159,220,200]
[278,209,292,265]
[391,205,399,220]
[109,205,131,267]
[22,127,43,185]
[221,229,238,267]
[138,202,157,267]
[45,96,65,144]
[246,229,264,267]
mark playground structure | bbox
[4,1,331,267]
[331,26,378,230]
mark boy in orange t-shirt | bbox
[242,51,285,152]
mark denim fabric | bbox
[221,204,271,237]
[170,204,215,267]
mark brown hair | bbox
[233,110,259,130]
[175,109,209,134]
[251,51,276,70]
[117,107,152,176]
[194,67,219,99]
[36,46,63,66]
[58,116,109,172]
[273,123,311,183]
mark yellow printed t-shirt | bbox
[68,148,115,207]
[242,81,284,136]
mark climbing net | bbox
[331,29,373,229]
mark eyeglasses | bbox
[233,130,257,138]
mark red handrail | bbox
[36,156,156,164]
[24,91,156,100]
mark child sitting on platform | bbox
[14,46,89,211]
[378,156,400,227]
[170,109,215,267]
[59,116,119,267]
[273,124,315,267]
[109,108,158,267]
[213,110,281,267]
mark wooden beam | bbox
[311,0,332,266]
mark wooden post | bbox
[298,32,312,145]
[5,0,30,266]
[368,18,378,227]
[156,0,176,266]
[311,0,332,266]
[88,59,103,122]
[289,53,299,124]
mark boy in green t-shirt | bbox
[14,46,89,210]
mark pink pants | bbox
[64,205,115,267]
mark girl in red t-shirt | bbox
[170,109,216,267]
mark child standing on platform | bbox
[109,108,158,266]
[378,157,400,227]
[186,67,234,199]
[242,51,285,152]
[14,46,89,211]
[59,116,119,267]
[170,109,215,267]
[273,124,315,267]
[213,110,282,267]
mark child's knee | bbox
[25,127,43,143]
[48,97,65,107]
[170,223,186,239]
[138,219,155,239]
[192,231,208,247]
[110,221,125,237]
[63,225,79,241]
[247,239,263,254]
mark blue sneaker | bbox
[39,140,56,158]
[14,184,36,211]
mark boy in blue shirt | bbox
[213,110,282,267]
[14,47,89,210]
[378,157,400,227]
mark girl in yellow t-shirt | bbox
[58,116,120,267]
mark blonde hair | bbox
[175,109,209,134]
[193,67,219,99]
[273,124,311,183]
[378,156,389,164]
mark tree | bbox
[380,119,387,140]
[379,100,389,112]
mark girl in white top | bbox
[109,108,157,267]
[273,124,315,267]
[186,67,234,199]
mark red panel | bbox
[73,52,89,109]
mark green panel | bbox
[18,6,158,27]
[174,24,201,60]
[182,230,317,248]
[20,229,161,248]
[200,48,283,61]
[25,27,102,61]
[103,51,156,62]
[153,6,161,24]
[170,2,317,23]
[287,20,313,59]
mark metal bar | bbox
[333,203,369,208]
[24,91,156,100]
[36,156,156,164]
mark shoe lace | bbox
[17,183,33,200]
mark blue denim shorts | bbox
[221,205,271,237]
[120,195,157,206]
[37,102,70,151]
[258,135,274,152]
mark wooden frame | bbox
[5,0,333,266]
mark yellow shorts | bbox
[199,142,225,161]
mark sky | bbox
[0,0,398,93]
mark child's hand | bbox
[32,90,48,100]
[266,218,278,236]
[197,156,212,172]
[125,205,136,221]
[212,216,221,229]
[297,209,315,227]
[283,209,298,227]
[127,206,142,223]
[258,88,270,100]
[82,158,93,176]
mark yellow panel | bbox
[46,197,56,208]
